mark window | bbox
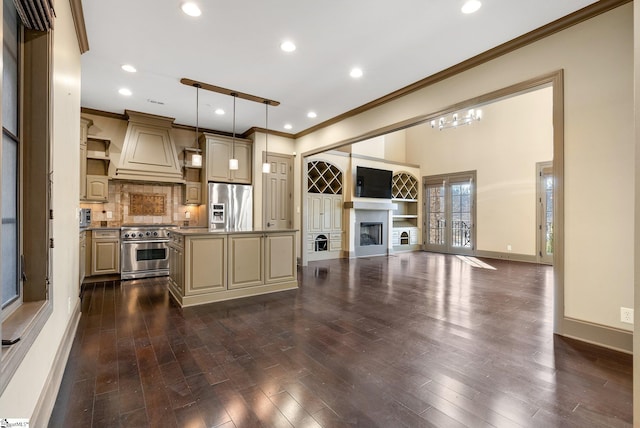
[2,0,21,314]
[1,0,54,394]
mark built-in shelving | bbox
[308,161,342,194]
[392,172,418,200]
[392,172,420,250]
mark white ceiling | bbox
[80,0,598,136]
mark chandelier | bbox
[431,109,482,131]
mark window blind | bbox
[12,0,55,31]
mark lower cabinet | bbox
[228,234,264,289]
[168,234,184,294]
[186,235,226,294]
[91,229,120,275]
[79,231,86,286]
[168,230,298,307]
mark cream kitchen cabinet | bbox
[79,117,92,199]
[185,234,226,295]
[228,233,264,289]
[91,229,120,275]
[86,175,109,202]
[307,193,343,259]
[200,133,252,184]
[183,182,202,205]
[79,230,87,287]
[168,233,185,294]
[167,230,297,307]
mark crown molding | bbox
[295,0,630,138]
[69,0,89,54]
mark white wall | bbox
[407,87,553,255]
[0,0,82,418]
[296,5,634,331]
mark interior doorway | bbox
[537,161,554,265]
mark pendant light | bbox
[229,93,239,170]
[262,100,271,174]
[184,84,203,168]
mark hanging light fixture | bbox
[262,100,271,174]
[184,84,203,167]
[430,108,482,131]
[229,93,239,170]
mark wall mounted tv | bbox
[356,166,393,199]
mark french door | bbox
[423,171,476,255]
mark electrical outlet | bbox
[106,211,113,219]
[620,307,634,324]
[507,244,512,252]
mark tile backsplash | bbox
[80,181,205,227]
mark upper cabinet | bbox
[80,117,111,202]
[79,117,92,199]
[200,133,252,184]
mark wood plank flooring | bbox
[48,252,632,427]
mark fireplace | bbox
[353,208,390,257]
[360,222,382,246]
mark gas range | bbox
[120,224,177,280]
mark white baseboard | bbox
[30,298,81,427]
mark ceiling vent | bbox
[114,110,185,183]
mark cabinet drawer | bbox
[92,229,119,239]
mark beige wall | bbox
[0,0,83,418]
[296,5,633,331]
[407,87,553,255]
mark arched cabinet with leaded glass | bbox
[307,160,344,261]
[391,171,420,251]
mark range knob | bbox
[153,231,159,237]
[138,233,143,238]
[145,231,151,237]
[124,233,130,238]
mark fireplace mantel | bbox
[344,201,398,211]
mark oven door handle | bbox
[121,240,169,245]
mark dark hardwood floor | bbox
[49,252,632,427]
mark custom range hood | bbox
[114,110,184,183]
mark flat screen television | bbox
[356,166,392,199]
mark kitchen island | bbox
[167,228,298,307]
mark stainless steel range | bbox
[120,224,176,280]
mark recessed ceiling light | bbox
[284,123,293,130]
[280,41,296,53]
[350,67,363,78]
[121,64,137,73]
[215,108,225,115]
[118,88,132,96]
[307,111,317,119]
[461,0,481,14]
[181,2,201,17]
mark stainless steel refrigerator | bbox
[208,182,253,231]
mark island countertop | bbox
[171,228,298,236]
